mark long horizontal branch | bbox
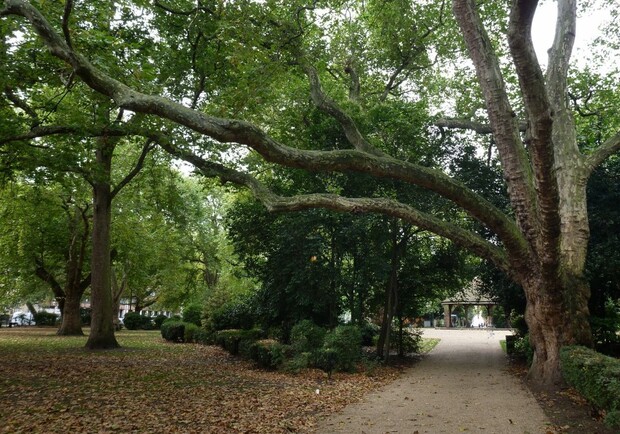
[159,140,510,272]
[1,0,530,268]
[434,118,527,134]
[584,130,620,175]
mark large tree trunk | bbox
[58,291,83,335]
[523,274,592,384]
[85,138,119,349]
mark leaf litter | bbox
[0,328,407,433]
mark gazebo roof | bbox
[441,278,498,306]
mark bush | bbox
[215,329,263,355]
[153,314,168,330]
[513,333,534,365]
[161,321,185,342]
[182,304,203,327]
[123,312,154,330]
[284,352,312,373]
[560,345,620,428]
[80,307,92,325]
[390,327,422,354]
[33,311,58,326]
[249,340,286,369]
[290,320,326,354]
[360,322,380,347]
[323,325,362,372]
[193,328,213,345]
[315,348,339,379]
[208,296,256,332]
[184,323,200,343]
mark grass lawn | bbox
[0,327,426,433]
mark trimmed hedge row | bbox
[160,320,210,344]
[560,345,620,428]
[215,329,263,355]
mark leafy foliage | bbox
[160,321,185,343]
[215,329,264,356]
[290,320,326,354]
[560,346,620,428]
[32,311,58,327]
[322,325,363,373]
[249,339,287,370]
[182,304,203,327]
[123,312,154,330]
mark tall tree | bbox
[3,0,620,384]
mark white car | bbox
[11,311,35,326]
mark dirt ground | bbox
[314,328,616,434]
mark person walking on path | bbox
[316,328,550,433]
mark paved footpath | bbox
[315,328,550,434]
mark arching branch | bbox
[159,140,511,273]
[1,0,530,271]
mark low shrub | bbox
[161,321,185,342]
[315,348,339,379]
[360,322,380,347]
[284,352,312,373]
[513,333,534,365]
[80,307,92,325]
[290,320,326,354]
[123,312,154,330]
[193,328,213,345]
[153,314,168,330]
[215,329,263,355]
[323,325,362,372]
[560,345,620,428]
[249,340,286,369]
[184,323,200,343]
[390,326,422,354]
[33,311,58,326]
[182,304,203,327]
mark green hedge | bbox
[323,325,362,372]
[33,311,58,326]
[215,329,263,356]
[249,339,286,369]
[290,320,326,354]
[161,321,185,342]
[560,345,620,428]
[123,312,154,330]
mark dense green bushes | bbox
[290,320,326,354]
[323,325,362,372]
[249,340,287,369]
[123,312,154,330]
[215,329,263,355]
[161,321,186,342]
[560,346,620,428]
[33,311,58,326]
[182,304,203,326]
[162,317,370,376]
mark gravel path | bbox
[316,328,550,434]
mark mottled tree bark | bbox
[85,137,119,349]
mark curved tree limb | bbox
[302,63,386,157]
[584,130,620,175]
[158,139,511,273]
[110,138,155,198]
[1,0,530,271]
